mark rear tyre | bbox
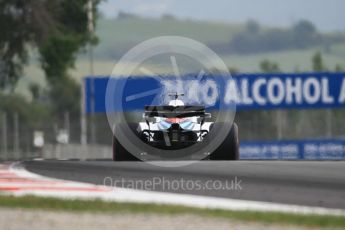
[210,123,239,160]
[112,123,139,161]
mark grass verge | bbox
[0,195,344,228]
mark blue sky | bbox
[99,0,345,31]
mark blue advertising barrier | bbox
[240,139,345,160]
[84,72,345,113]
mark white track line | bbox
[1,162,344,217]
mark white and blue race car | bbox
[113,93,239,161]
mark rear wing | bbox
[144,105,209,118]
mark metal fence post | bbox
[276,110,283,140]
[81,80,87,145]
[1,113,7,160]
[13,112,19,159]
[64,111,70,140]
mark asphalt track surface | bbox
[22,160,345,209]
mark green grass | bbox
[0,195,344,228]
[96,18,243,47]
[223,47,345,72]
[330,43,345,59]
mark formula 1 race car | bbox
[113,93,239,161]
